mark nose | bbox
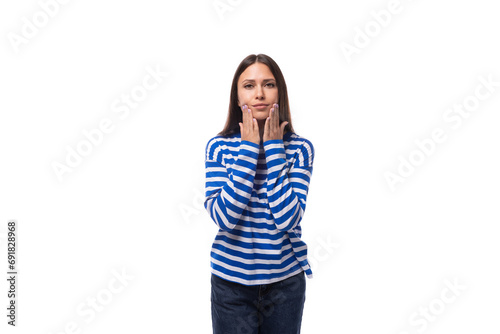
[255,84,265,100]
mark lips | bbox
[252,104,269,109]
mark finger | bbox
[269,107,275,130]
[248,108,258,130]
[245,104,252,125]
[272,104,278,129]
[264,115,270,137]
[253,117,259,133]
[244,105,251,129]
[280,121,288,134]
[274,103,280,128]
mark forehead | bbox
[239,63,275,82]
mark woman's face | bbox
[237,62,278,121]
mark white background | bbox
[1,0,499,333]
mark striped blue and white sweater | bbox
[204,131,314,286]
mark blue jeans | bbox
[211,271,306,334]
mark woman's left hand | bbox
[263,103,288,143]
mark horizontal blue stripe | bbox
[211,242,295,261]
[218,228,287,242]
[211,250,299,271]
[210,250,295,270]
[214,233,292,250]
[211,261,304,282]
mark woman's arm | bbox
[263,138,314,232]
[204,139,260,231]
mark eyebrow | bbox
[242,78,275,83]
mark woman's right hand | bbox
[239,105,260,145]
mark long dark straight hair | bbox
[218,54,295,136]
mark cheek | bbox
[238,93,249,106]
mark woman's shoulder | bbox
[206,132,240,147]
[205,133,241,160]
[285,132,314,154]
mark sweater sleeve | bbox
[263,138,314,232]
[204,138,260,231]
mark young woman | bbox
[204,54,315,334]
